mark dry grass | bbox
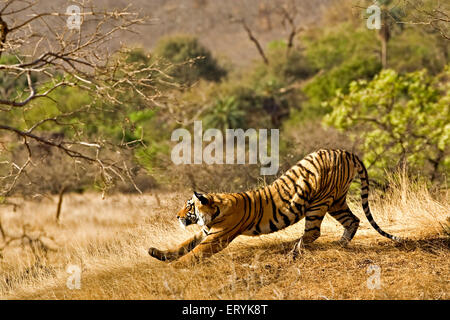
[0,178,449,300]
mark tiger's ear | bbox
[194,191,209,205]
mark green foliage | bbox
[388,28,449,75]
[4,2,449,194]
[293,12,448,119]
[325,68,450,183]
[134,141,170,173]
[4,49,175,178]
[2,83,93,133]
[125,47,151,64]
[0,54,37,102]
[303,57,381,114]
[182,79,269,130]
[222,41,314,128]
[304,24,379,72]
[262,40,315,82]
[203,96,246,131]
[153,35,226,84]
[301,23,382,115]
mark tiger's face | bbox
[176,191,221,228]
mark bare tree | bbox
[228,0,309,127]
[230,0,308,65]
[398,0,449,40]
[278,0,306,55]
[356,0,449,46]
[0,0,171,200]
[233,17,270,65]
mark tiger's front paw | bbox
[148,247,170,262]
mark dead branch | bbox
[231,0,306,64]
[0,0,168,199]
[278,1,305,53]
[356,1,449,40]
[0,224,56,259]
[233,17,269,65]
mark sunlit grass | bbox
[0,177,448,300]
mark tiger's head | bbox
[176,191,221,229]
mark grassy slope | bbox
[0,181,449,300]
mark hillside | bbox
[6,0,333,66]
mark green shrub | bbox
[388,28,449,75]
[303,57,381,114]
[203,96,246,131]
[300,23,382,115]
[325,68,450,184]
[153,35,226,84]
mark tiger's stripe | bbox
[149,149,401,266]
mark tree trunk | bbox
[380,36,387,69]
[378,12,391,69]
[56,185,68,222]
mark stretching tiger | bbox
[149,149,400,267]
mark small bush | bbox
[153,34,226,84]
[325,68,450,184]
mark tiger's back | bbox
[239,149,359,236]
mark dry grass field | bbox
[0,177,448,300]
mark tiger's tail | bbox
[354,155,402,242]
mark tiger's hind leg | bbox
[290,204,328,257]
[328,203,360,246]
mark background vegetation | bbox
[1,0,448,195]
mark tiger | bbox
[148,149,401,267]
